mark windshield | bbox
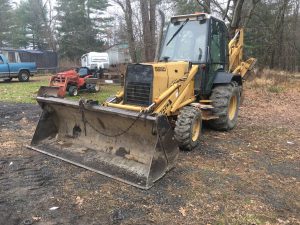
[78,67,89,77]
[160,20,208,63]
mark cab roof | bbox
[170,13,222,22]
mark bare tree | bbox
[196,0,211,13]
[139,0,157,61]
[210,0,260,34]
[114,0,137,62]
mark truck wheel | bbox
[174,106,202,151]
[208,82,240,131]
[68,86,78,96]
[18,70,30,82]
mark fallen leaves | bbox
[179,207,187,217]
[32,216,41,221]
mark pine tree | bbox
[56,0,110,60]
[8,0,51,49]
[0,0,12,47]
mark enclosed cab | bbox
[159,13,229,96]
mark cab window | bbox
[160,20,208,63]
[210,19,227,65]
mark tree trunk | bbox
[149,0,156,60]
[155,9,165,61]
[140,0,157,62]
[268,0,289,69]
[125,0,137,62]
[114,0,139,62]
[230,0,245,32]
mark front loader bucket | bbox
[27,97,178,189]
[38,86,64,98]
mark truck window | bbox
[0,57,3,64]
[8,52,16,62]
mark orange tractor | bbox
[38,67,102,98]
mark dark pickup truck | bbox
[0,54,37,82]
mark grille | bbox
[126,82,151,106]
[124,64,153,106]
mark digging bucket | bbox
[27,97,178,189]
[37,86,65,98]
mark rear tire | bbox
[87,83,100,92]
[68,86,78,96]
[18,70,30,82]
[94,83,100,92]
[208,82,240,131]
[174,106,202,151]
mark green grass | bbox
[68,85,121,103]
[0,75,121,104]
[268,85,285,93]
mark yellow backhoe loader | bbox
[28,13,256,189]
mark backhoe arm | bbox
[229,28,257,77]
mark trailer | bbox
[81,52,109,70]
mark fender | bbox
[213,71,242,85]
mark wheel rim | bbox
[74,89,78,96]
[21,73,28,80]
[228,95,238,120]
[95,84,100,92]
[192,117,201,142]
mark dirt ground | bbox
[0,80,299,225]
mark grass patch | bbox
[68,85,121,103]
[268,85,285,93]
[0,75,121,104]
[0,76,49,103]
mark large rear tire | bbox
[208,82,240,131]
[174,106,202,151]
[87,83,100,92]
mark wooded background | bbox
[0,0,299,71]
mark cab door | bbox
[0,56,10,78]
[201,18,228,95]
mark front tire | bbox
[18,70,30,82]
[68,86,78,96]
[174,106,202,151]
[208,82,240,131]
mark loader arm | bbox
[229,28,257,77]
